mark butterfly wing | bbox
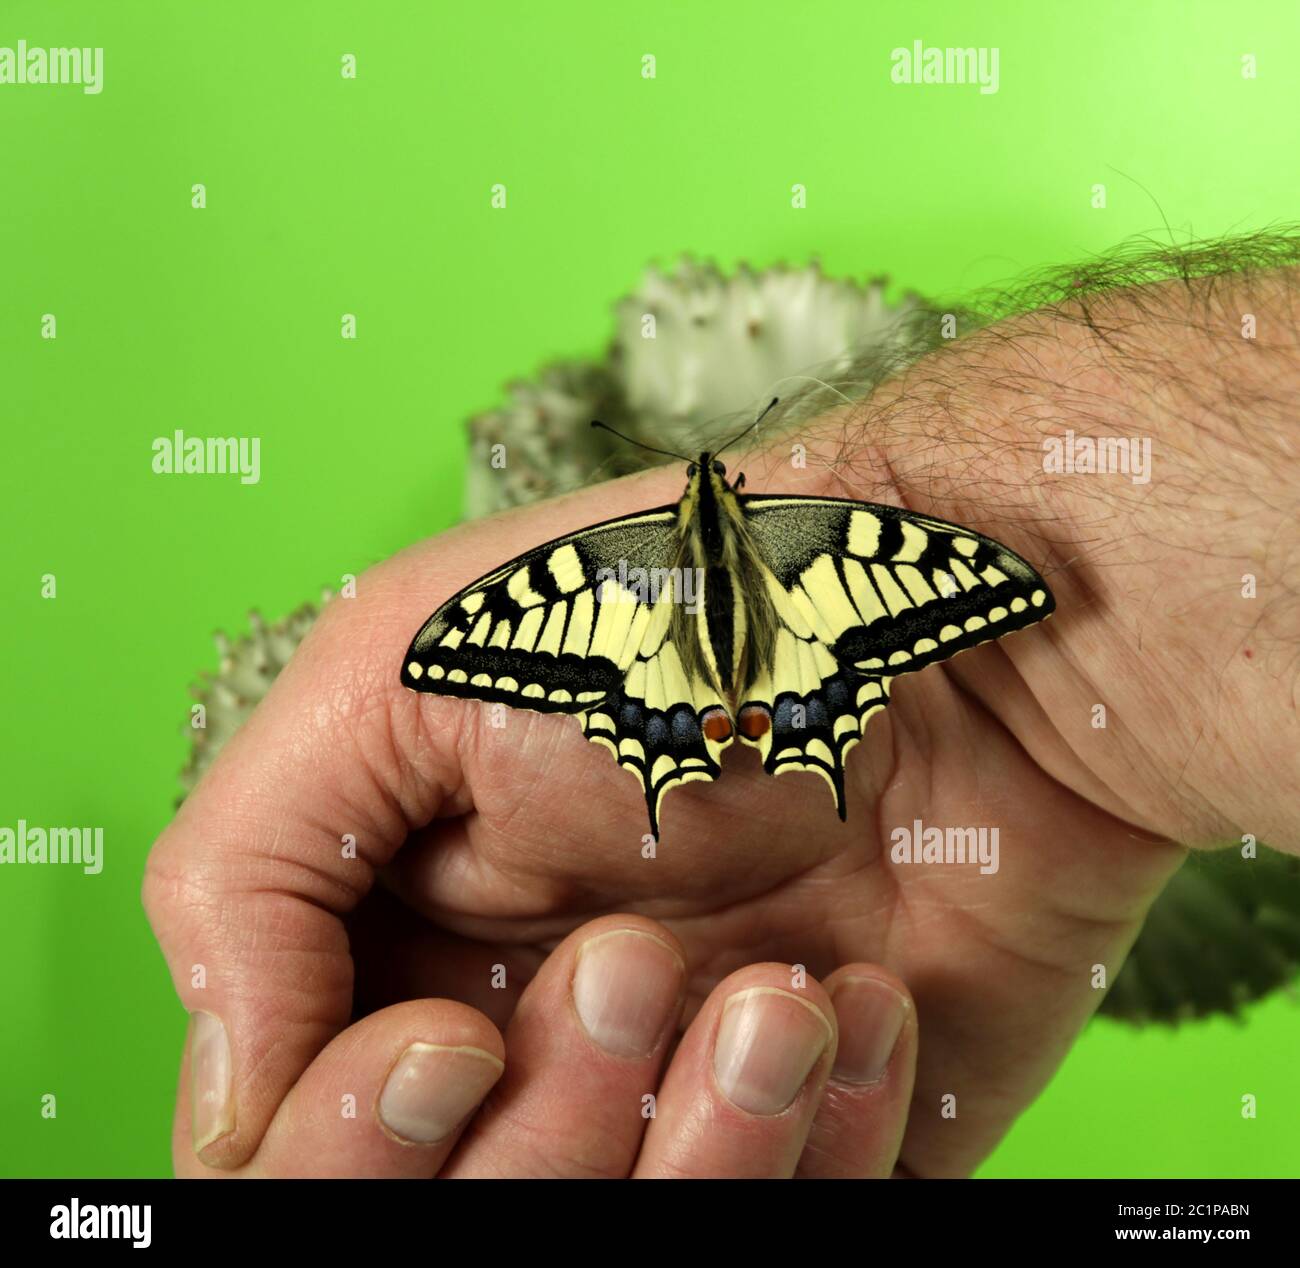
[401,507,729,835]
[580,589,732,838]
[401,508,679,707]
[738,494,1055,815]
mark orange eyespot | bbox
[700,708,734,743]
[737,705,771,740]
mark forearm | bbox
[767,255,1300,848]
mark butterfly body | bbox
[402,449,1054,838]
[671,454,774,724]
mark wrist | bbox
[751,276,1300,849]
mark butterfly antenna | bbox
[590,420,691,463]
[713,397,780,459]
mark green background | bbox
[1,0,1296,1178]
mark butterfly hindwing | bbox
[739,663,891,819]
[582,590,730,837]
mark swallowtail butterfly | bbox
[401,402,1055,837]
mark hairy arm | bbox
[758,252,1300,849]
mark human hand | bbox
[144,265,1299,1178]
[143,480,929,1178]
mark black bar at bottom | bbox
[2,1177,1287,1252]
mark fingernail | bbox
[828,977,909,1083]
[378,1043,504,1145]
[713,987,832,1115]
[191,1010,235,1153]
[572,929,684,1058]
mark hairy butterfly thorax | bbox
[401,400,1055,838]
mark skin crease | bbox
[144,270,1299,1178]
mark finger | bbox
[795,966,917,1178]
[632,964,838,1179]
[172,1000,504,1177]
[347,886,544,1030]
[142,467,684,1171]
[442,915,687,1178]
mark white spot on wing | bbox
[848,510,881,557]
[548,544,586,594]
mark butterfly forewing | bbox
[401,509,679,710]
[740,495,1054,672]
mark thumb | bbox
[142,467,677,1169]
